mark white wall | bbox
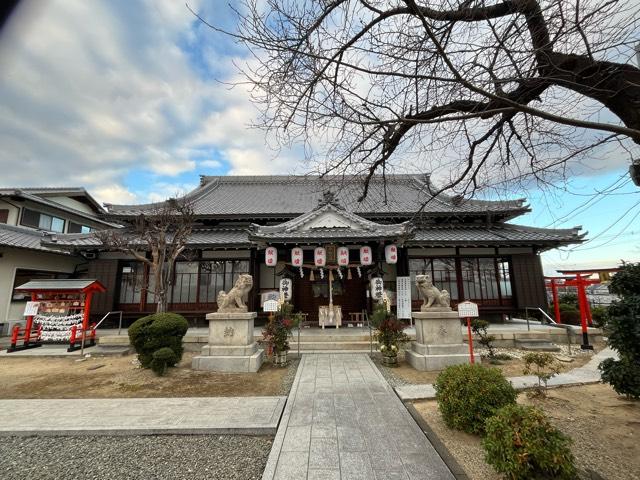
[0,199,21,225]
[46,195,97,215]
[0,248,83,324]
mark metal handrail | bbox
[523,306,557,331]
[80,311,124,356]
[522,307,575,354]
[91,311,124,333]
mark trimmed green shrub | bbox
[434,364,517,435]
[558,304,580,325]
[558,293,579,308]
[150,347,179,376]
[599,262,640,399]
[128,312,188,368]
[483,404,576,480]
[590,305,608,329]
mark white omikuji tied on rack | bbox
[359,246,373,266]
[314,247,326,267]
[385,244,398,264]
[370,277,385,301]
[265,246,278,266]
[337,246,349,266]
[291,247,303,267]
[279,277,293,301]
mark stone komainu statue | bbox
[217,274,253,313]
[415,274,451,310]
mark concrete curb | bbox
[0,396,287,437]
[404,402,469,480]
[261,354,306,480]
[396,347,616,401]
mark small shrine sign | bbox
[263,300,279,312]
[23,301,40,316]
[457,301,479,318]
[396,276,411,319]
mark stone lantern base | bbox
[192,312,263,373]
[405,310,477,371]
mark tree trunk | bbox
[547,53,640,142]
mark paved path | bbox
[396,347,616,401]
[0,396,286,436]
[262,354,454,480]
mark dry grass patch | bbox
[0,352,295,399]
[413,383,640,480]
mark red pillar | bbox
[551,279,561,323]
[575,274,593,350]
[466,317,475,364]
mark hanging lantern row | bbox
[265,244,398,267]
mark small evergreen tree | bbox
[599,262,640,399]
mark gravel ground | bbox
[275,357,300,395]
[0,435,273,480]
[370,352,411,387]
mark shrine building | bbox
[40,174,584,325]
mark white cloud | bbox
[0,0,305,202]
[91,184,138,206]
[199,159,223,169]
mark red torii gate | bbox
[546,268,618,350]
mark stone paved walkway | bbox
[396,347,616,401]
[0,396,286,436]
[262,354,454,480]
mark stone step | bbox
[515,339,561,352]
[289,341,375,351]
[291,350,375,354]
[98,333,379,347]
[90,345,132,356]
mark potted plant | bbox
[261,302,302,366]
[370,304,410,366]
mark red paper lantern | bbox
[337,246,349,266]
[291,247,303,267]
[385,244,398,264]
[360,246,372,266]
[314,247,326,267]
[265,246,277,266]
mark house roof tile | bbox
[104,175,528,220]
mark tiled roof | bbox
[15,279,101,291]
[41,222,582,251]
[42,227,252,249]
[409,224,584,247]
[104,175,528,220]
[0,188,112,225]
[0,224,70,254]
[249,201,411,242]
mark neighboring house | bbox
[0,188,113,330]
[43,175,584,324]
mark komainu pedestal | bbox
[405,310,476,371]
[192,312,264,373]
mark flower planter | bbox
[382,353,398,367]
[274,350,288,366]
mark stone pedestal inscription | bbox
[405,311,477,371]
[192,312,264,373]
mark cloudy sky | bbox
[0,0,638,273]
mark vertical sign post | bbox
[457,301,479,364]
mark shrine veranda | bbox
[35,175,583,328]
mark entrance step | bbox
[515,339,561,352]
[289,340,375,351]
[90,346,132,356]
